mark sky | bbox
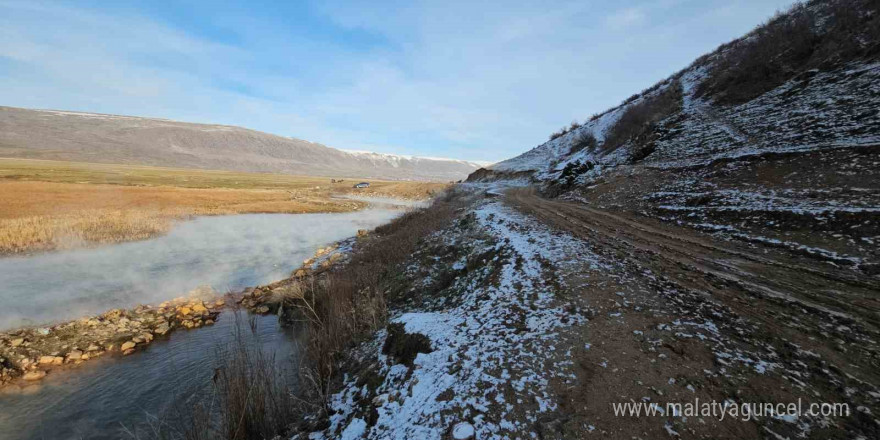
[0,0,794,163]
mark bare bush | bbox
[131,314,297,440]
[697,0,880,104]
[568,131,598,155]
[603,81,683,154]
[549,120,584,141]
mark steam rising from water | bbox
[0,206,410,330]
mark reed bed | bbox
[0,180,357,255]
[0,159,448,255]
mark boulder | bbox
[67,350,83,361]
[10,338,24,347]
[23,371,47,381]
[154,323,170,335]
[103,309,123,321]
[120,341,136,351]
[191,302,209,315]
[38,356,55,365]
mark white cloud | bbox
[0,0,796,163]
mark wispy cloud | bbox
[0,0,794,163]
[605,7,647,30]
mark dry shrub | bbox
[603,80,683,154]
[211,321,297,440]
[549,120,584,141]
[281,190,465,413]
[697,0,880,105]
[130,314,297,440]
[568,131,598,156]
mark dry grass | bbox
[132,190,467,437]
[0,181,354,255]
[278,189,466,414]
[129,314,298,440]
[0,158,448,255]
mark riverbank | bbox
[0,286,225,387]
[0,232,358,390]
[0,158,447,255]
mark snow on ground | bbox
[489,101,626,175]
[649,60,880,170]
[491,58,880,186]
[309,191,604,439]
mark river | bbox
[0,197,421,440]
[0,199,418,330]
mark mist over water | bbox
[0,198,424,439]
[0,206,409,330]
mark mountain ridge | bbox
[0,106,482,182]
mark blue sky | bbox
[0,0,793,163]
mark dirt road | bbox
[505,187,880,438]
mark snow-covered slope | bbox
[481,59,880,182]
[469,0,880,274]
[0,107,482,181]
[476,0,880,183]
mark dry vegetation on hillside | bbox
[696,0,880,104]
[0,159,447,255]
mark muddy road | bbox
[504,187,880,438]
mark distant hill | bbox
[0,106,483,181]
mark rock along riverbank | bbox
[0,234,361,389]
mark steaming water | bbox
[0,199,421,439]
[0,205,414,330]
[0,313,297,440]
